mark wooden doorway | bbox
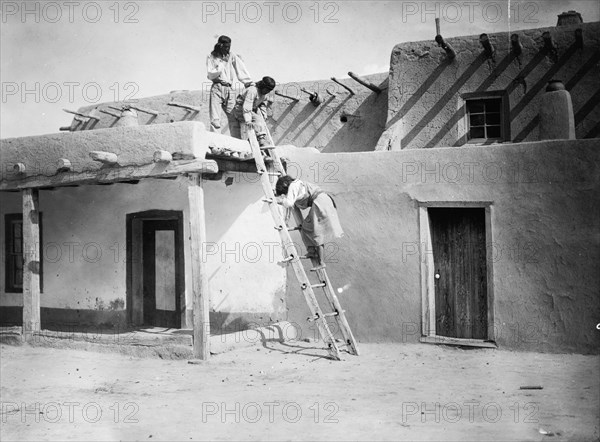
[419,204,495,347]
[127,211,184,328]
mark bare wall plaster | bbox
[281,139,599,354]
[380,22,600,149]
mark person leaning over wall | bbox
[274,175,344,270]
[206,35,253,133]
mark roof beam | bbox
[0,159,218,191]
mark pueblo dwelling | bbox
[1,14,598,355]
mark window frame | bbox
[462,91,510,144]
[4,213,43,293]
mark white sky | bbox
[1,0,598,138]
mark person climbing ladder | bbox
[274,175,344,270]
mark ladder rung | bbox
[325,310,343,317]
[307,311,342,322]
[246,127,356,361]
[259,170,281,176]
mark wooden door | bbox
[429,208,488,339]
[142,220,181,328]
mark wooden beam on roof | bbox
[331,77,356,95]
[153,150,173,163]
[188,173,210,360]
[348,71,383,94]
[168,102,202,113]
[90,151,119,165]
[57,158,72,172]
[0,159,219,190]
[22,189,41,340]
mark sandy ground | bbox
[1,340,598,442]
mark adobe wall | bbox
[0,176,286,332]
[76,74,389,153]
[0,122,209,181]
[282,139,599,354]
[378,21,600,150]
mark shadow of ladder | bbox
[247,127,360,360]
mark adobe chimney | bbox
[557,10,583,26]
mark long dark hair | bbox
[211,35,231,58]
[275,175,295,196]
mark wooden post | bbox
[274,91,300,102]
[188,174,210,359]
[331,77,355,95]
[348,72,383,94]
[22,189,41,340]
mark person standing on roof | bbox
[206,35,253,133]
[231,76,276,146]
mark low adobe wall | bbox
[282,139,599,354]
[75,74,389,153]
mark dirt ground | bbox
[1,340,598,442]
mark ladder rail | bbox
[313,267,360,355]
[246,128,342,360]
[250,123,359,357]
[290,205,359,356]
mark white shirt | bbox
[276,180,307,209]
[206,53,251,85]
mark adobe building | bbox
[1,17,598,355]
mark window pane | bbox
[13,237,22,254]
[470,114,485,126]
[15,268,23,287]
[486,113,501,125]
[484,99,501,112]
[467,101,484,113]
[13,222,22,239]
[470,127,485,139]
[487,126,501,138]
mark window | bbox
[4,213,43,293]
[462,91,510,144]
[467,98,502,140]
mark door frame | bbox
[126,210,185,327]
[417,201,496,348]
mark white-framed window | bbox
[462,91,509,144]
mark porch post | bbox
[22,188,41,340]
[188,174,210,359]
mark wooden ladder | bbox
[246,127,359,360]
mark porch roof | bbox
[0,121,255,190]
